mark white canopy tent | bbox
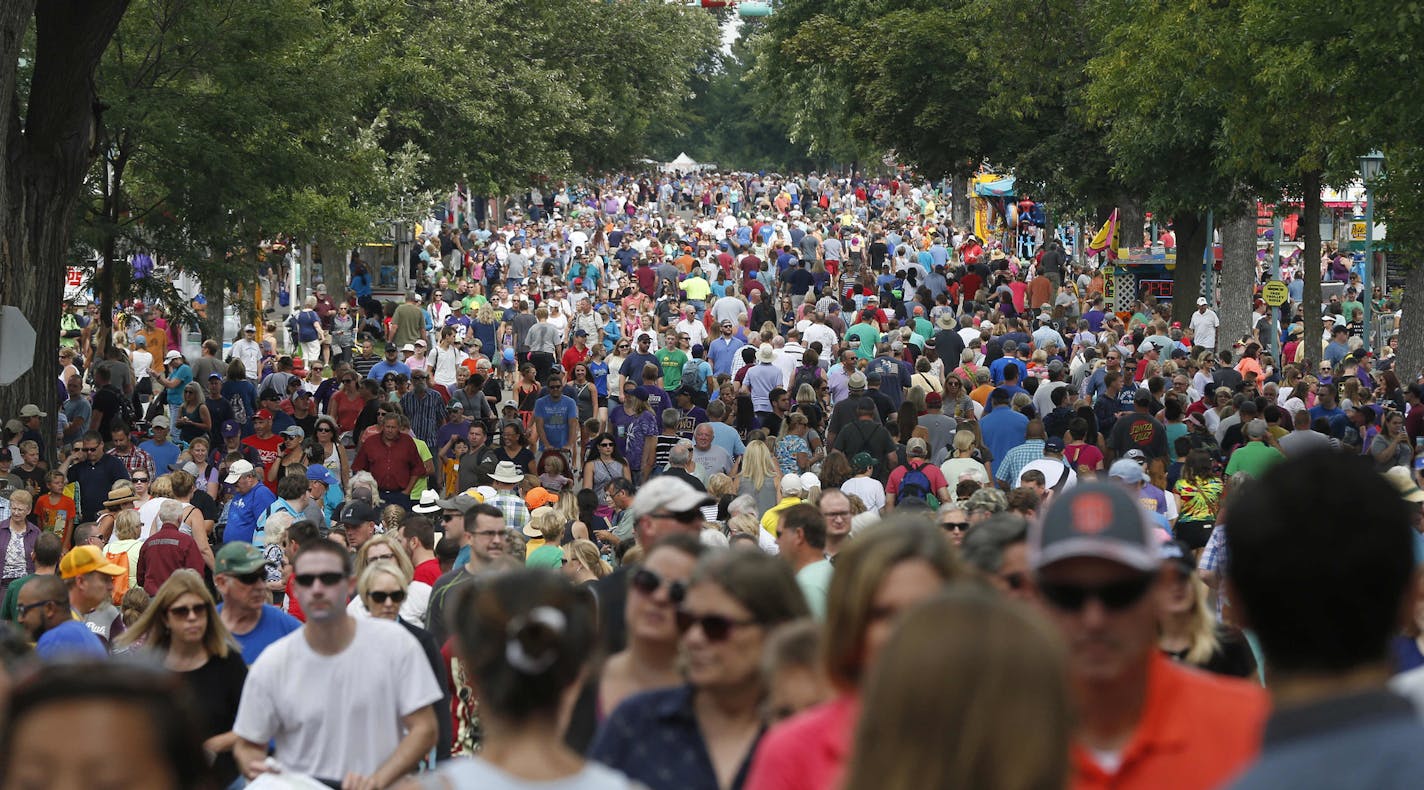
[662,152,702,173]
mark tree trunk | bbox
[1219,205,1258,352]
[200,265,227,347]
[1171,212,1207,326]
[320,239,349,301]
[1300,170,1323,370]
[950,171,971,231]
[0,1,130,465]
[1397,264,1424,384]
[1118,198,1146,252]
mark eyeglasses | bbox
[367,590,407,604]
[821,510,851,521]
[1038,574,1155,613]
[294,572,346,587]
[631,568,687,603]
[676,610,757,642]
[167,604,206,619]
[16,599,62,617]
[598,442,614,448]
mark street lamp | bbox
[1358,150,1384,349]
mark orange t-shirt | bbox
[33,493,77,548]
[1070,653,1268,790]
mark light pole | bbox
[1358,150,1384,350]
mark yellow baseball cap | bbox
[59,545,127,580]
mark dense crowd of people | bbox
[0,170,1421,789]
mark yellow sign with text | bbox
[1351,221,1367,242]
[1262,280,1289,307]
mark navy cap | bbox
[1030,483,1160,573]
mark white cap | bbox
[401,343,416,352]
[224,459,256,484]
[780,473,804,495]
[164,350,183,362]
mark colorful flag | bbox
[1087,209,1119,258]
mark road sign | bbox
[0,306,36,385]
[1261,280,1289,307]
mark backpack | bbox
[682,359,707,393]
[792,364,822,396]
[896,461,934,504]
[106,384,138,426]
[227,390,248,426]
[105,550,131,605]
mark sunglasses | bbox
[167,604,206,619]
[228,569,265,586]
[941,520,969,532]
[132,477,150,483]
[598,441,614,447]
[367,590,407,604]
[631,568,687,604]
[1038,574,1155,613]
[294,572,346,587]
[676,610,757,642]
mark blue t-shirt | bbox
[36,620,106,660]
[220,603,302,664]
[225,485,277,545]
[166,364,193,405]
[139,439,181,477]
[533,395,579,449]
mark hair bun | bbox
[504,605,566,675]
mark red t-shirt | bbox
[242,434,284,492]
[413,558,441,587]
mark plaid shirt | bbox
[400,388,447,448]
[109,446,155,480]
[1198,522,1229,617]
[487,491,529,533]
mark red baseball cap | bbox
[254,409,274,420]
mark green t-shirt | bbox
[0,572,38,621]
[846,324,880,361]
[1224,440,1284,479]
[657,348,689,389]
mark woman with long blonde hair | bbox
[1158,540,1257,678]
[737,439,781,515]
[114,569,247,787]
[843,587,1071,790]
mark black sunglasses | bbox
[941,520,969,532]
[228,569,264,586]
[1038,574,1155,613]
[294,572,346,587]
[676,610,757,642]
[631,568,687,604]
[368,590,407,604]
[167,604,206,619]
[650,509,701,524]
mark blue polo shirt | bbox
[219,603,302,664]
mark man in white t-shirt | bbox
[1189,298,1220,352]
[233,540,440,788]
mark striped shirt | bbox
[400,388,447,447]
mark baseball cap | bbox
[336,500,377,525]
[1123,449,1148,464]
[1108,458,1146,485]
[630,476,714,519]
[150,415,171,430]
[59,546,127,579]
[525,487,559,510]
[925,391,943,407]
[169,460,200,476]
[221,420,241,438]
[1159,539,1195,574]
[281,426,305,439]
[1029,482,1161,573]
[1044,436,1066,453]
[906,437,929,457]
[215,542,266,575]
[305,464,337,485]
[224,459,256,484]
[851,452,876,472]
[164,350,183,362]
[435,492,479,512]
[260,389,280,401]
[254,409,274,420]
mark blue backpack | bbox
[896,461,933,504]
[682,359,707,392]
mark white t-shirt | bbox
[131,349,154,381]
[233,617,442,781]
[427,757,638,790]
[841,476,886,514]
[1189,309,1219,350]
